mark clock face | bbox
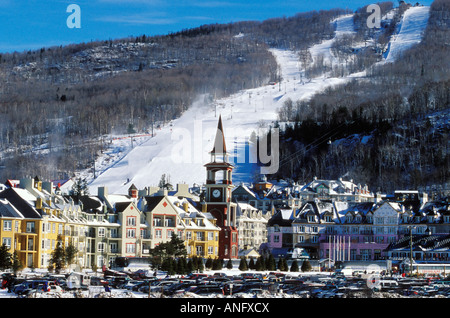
[212,189,221,198]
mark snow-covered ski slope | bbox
[383,5,430,63]
[86,7,430,195]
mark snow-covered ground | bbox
[383,5,430,63]
[84,6,430,196]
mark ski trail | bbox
[383,6,430,63]
[86,7,430,195]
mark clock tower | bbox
[204,115,238,259]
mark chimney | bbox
[42,181,54,194]
[183,202,189,212]
[157,189,168,196]
[147,186,160,196]
[176,184,190,197]
[202,202,207,213]
[98,186,108,200]
[36,197,43,210]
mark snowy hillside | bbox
[383,5,430,63]
[85,6,430,195]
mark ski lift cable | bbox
[276,121,351,166]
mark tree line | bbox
[273,0,449,195]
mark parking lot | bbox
[2,270,450,298]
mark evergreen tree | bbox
[65,240,78,269]
[248,258,255,270]
[70,178,89,203]
[177,257,188,275]
[290,260,299,272]
[255,257,264,271]
[277,258,283,271]
[186,258,194,273]
[212,258,223,270]
[205,257,213,269]
[267,254,276,271]
[12,251,22,275]
[239,257,248,271]
[50,235,66,273]
[0,244,12,270]
[161,257,176,275]
[197,257,204,272]
[301,260,312,272]
[226,259,233,270]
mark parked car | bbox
[13,280,49,295]
[187,284,223,295]
[22,284,63,296]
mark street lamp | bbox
[408,226,416,276]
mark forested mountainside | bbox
[274,0,449,195]
[0,8,347,181]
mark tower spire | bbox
[210,115,227,161]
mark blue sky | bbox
[0,0,434,53]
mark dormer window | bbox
[402,214,409,223]
[366,215,373,223]
[346,215,352,223]
[307,215,315,222]
[355,215,362,223]
[325,215,333,222]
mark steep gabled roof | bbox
[144,196,166,212]
[0,198,23,218]
[0,187,42,219]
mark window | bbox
[165,218,175,227]
[98,242,106,252]
[153,218,162,226]
[126,243,136,254]
[196,232,205,241]
[186,231,192,240]
[155,229,162,238]
[2,238,11,248]
[208,246,214,255]
[307,215,315,222]
[297,235,304,243]
[273,235,280,243]
[27,238,34,251]
[3,220,12,231]
[208,232,214,241]
[196,246,203,256]
[110,228,118,238]
[98,228,105,237]
[127,228,136,238]
[26,222,35,233]
[127,216,136,226]
[110,242,118,253]
[311,236,318,243]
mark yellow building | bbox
[144,193,220,259]
[166,196,220,259]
